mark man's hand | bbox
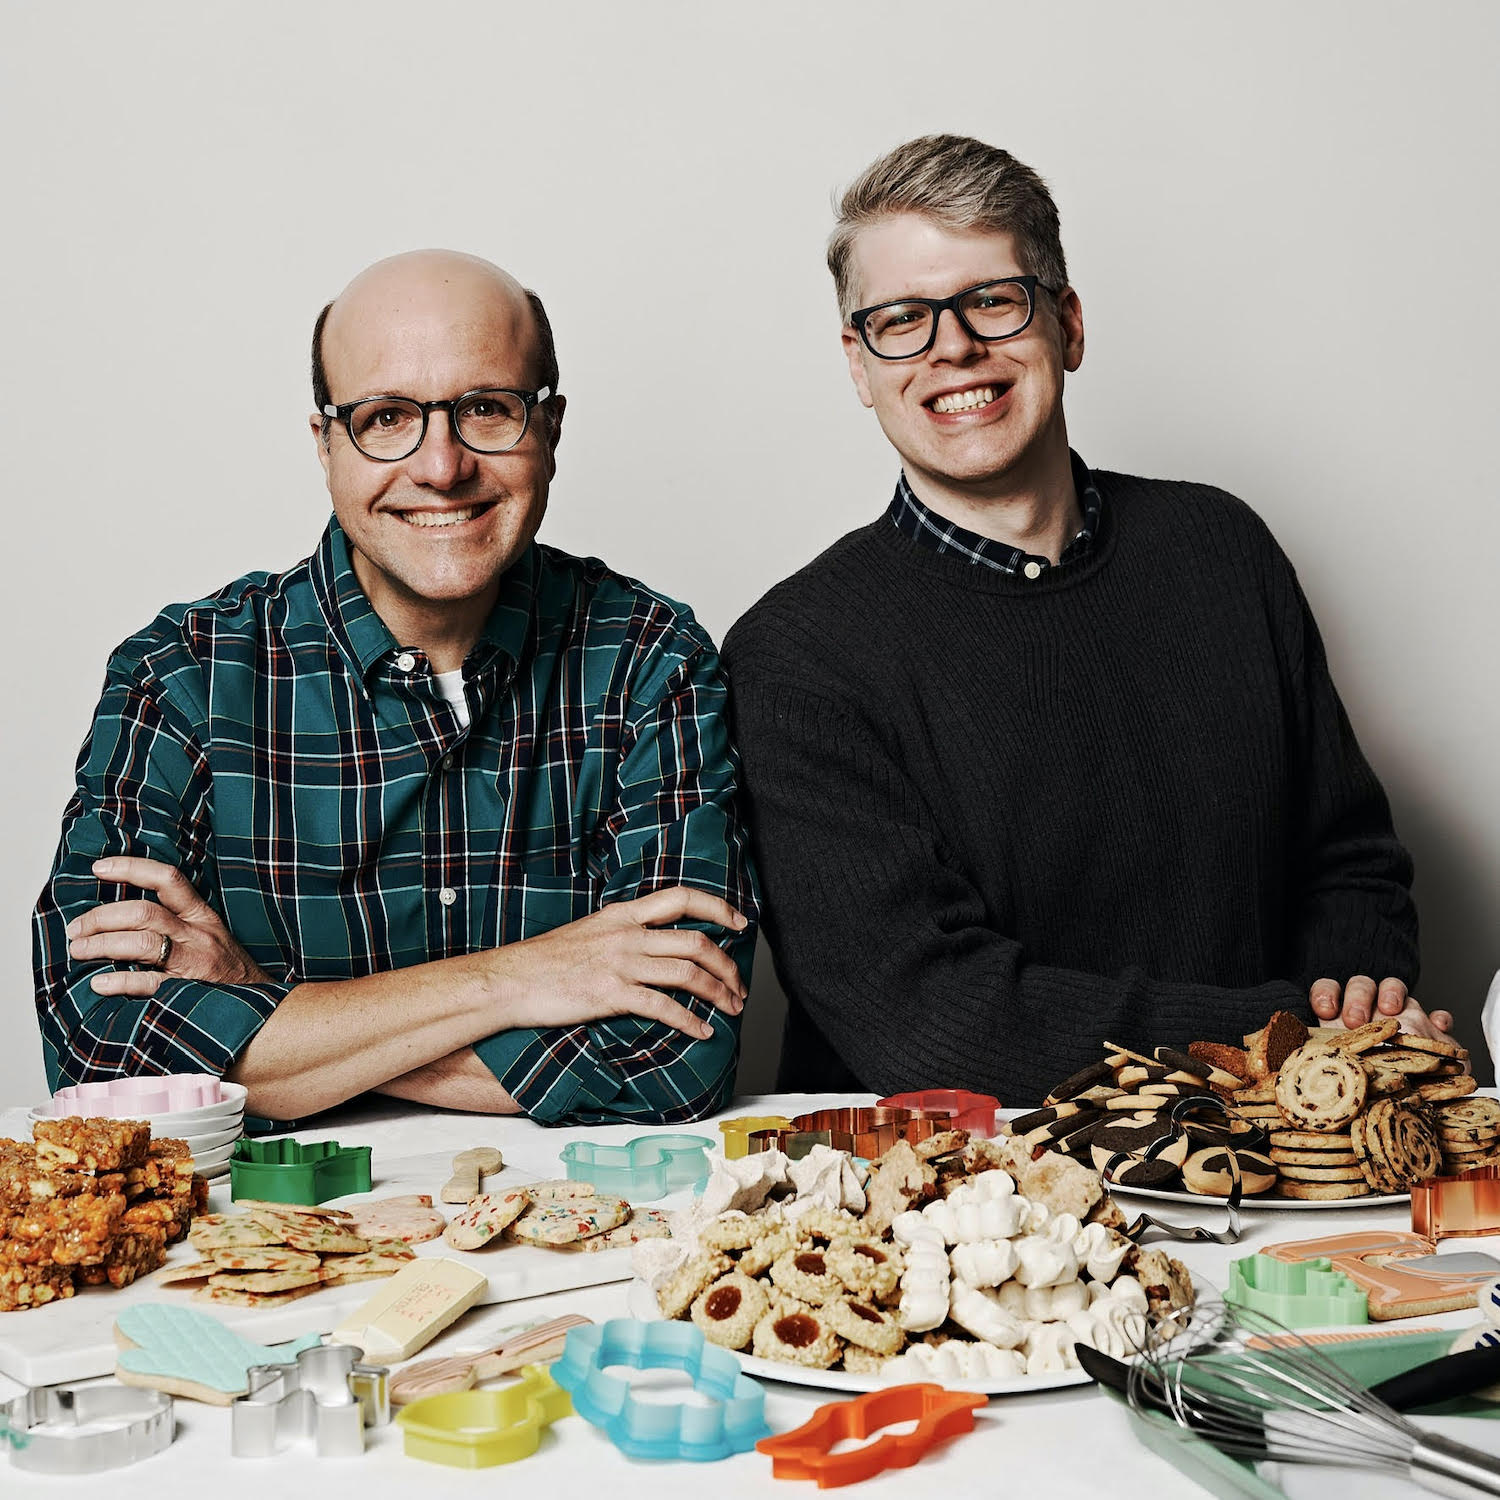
[66,856,271,997]
[495,885,749,1040]
[1310,974,1453,1040]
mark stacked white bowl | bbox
[29,1074,246,1178]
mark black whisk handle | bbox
[1374,1345,1500,1414]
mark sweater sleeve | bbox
[729,671,1303,1105]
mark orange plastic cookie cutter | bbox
[756,1383,987,1488]
[1412,1166,1500,1241]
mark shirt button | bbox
[438,886,458,907]
[1023,561,1043,580]
[441,754,454,772]
[395,652,417,672]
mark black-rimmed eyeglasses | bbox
[322,385,553,462]
[850,276,1053,360]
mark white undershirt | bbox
[432,668,471,729]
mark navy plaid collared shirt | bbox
[888,450,1103,576]
[33,518,758,1125]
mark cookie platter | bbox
[1104,1182,1409,1211]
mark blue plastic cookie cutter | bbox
[395,1365,572,1468]
[558,1134,712,1201]
[551,1318,770,1461]
[228,1136,372,1205]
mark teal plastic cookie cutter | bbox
[1226,1253,1369,1326]
[395,1365,571,1468]
[558,1134,712,1201]
[228,1136,372,1205]
[551,1318,770,1461]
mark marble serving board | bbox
[0,1146,674,1386]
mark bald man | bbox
[34,251,757,1126]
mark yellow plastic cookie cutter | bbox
[394,1364,571,1468]
[718,1116,793,1159]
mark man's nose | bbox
[407,408,477,488]
[929,305,984,361]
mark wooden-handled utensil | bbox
[388,1315,592,1404]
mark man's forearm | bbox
[374,1047,523,1114]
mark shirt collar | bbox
[887,450,1103,577]
[311,515,538,690]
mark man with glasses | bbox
[34,249,756,1125]
[722,135,1444,1105]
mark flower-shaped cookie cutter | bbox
[2,1383,174,1474]
[757,1383,987,1487]
[718,1116,793,1160]
[1412,1166,1500,1241]
[44,1073,230,1118]
[747,1107,942,1161]
[878,1090,1000,1138]
[558,1134,712,1200]
[394,1364,571,1467]
[551,1318,769,1461]
[228,1136,372,1205]
[230,1343,389,1458]
[1226,1253,1369,1327]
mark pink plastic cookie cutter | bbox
[878,1090,1000,1137]
[44,1074,227,1118]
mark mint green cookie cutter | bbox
[1226,1253,1368,1326]
[395,1365,571,1467]
[228,1137,372,1205]
[558,1134,711,1201]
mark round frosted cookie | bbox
[1270,1146,1360,1167]
[770,1246,843,1305]
[1276,1179,1371,1201]
[824,1296,904,1356]
[751,1299,843,1369]
[826,1239,903,1302]
[444,1188,530,1250]
[508,1195,629,1247]
[657,1251,734,1319]
[208,1246,320,1273]
[690,1272,768,1349]
[1275,1044,1368,1130]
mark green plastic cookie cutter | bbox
[1226,1253,1368,1326]
[228,1136,372,1205]
[394,1365,571,1467]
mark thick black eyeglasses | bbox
[850,276,1052,360]
[322,385,553,462]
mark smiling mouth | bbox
[395,502,497,529]
[927,384,1009,414]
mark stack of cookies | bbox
[0,1118,207,1310]
[443,1179,672,1254]
[1429,1099,1500,1175]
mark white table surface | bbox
[0,1092,1483,1498]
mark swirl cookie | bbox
[751,1299,843,1369]
[690,1271,768,1350]
[1275,1043,1368,1131]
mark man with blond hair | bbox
[723,135,1441,1104]
[36,250,756,1125]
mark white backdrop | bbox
[3,1,1496,1105]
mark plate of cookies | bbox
[629,1130,1195,1394]
[1021,1015,1479,1208]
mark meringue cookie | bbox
[788,1144,868,1214]
[1021,1198,1051,1234]
[1039,1212,1083,1247]
[632,1235,694,1292]
[945,1170,1017,1208]
[1101,1274,1149,1315]
[896,1240,951,1331]
[949,1280,1029,1349]
[950,1237,1020,1288]
[891,1209,945,1248]
[1024,1320,1079,1376]
[696,1150,790,1219]
[1011,1234,1080,1288]
[992,1280,1029,1318]
[1073,1223,1132,1283]
[921,1196,1027,1244]
[1069,1296,1148,1359]
[1023,1278,1090,1323]
[883,1339,1026,1382]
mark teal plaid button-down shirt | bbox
[33,518,758,1125]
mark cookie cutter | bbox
[43,1072,229,1118]
[395,1364,571,1467]
[552,1318,770,1461]
[1,1383,174,1474]
[559,1133,712,1200]
[1226,1253,1369,1326]
[878,1090,1000,1137]
[719,1116,793,1159]
[747,1107,941,1161]
[1412,1166,1500,1241]
[757,1383,987,1487]
[230,1343,389,1458]
[228,1135,372,1205]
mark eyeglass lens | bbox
[863,281,1034,358]
[347,389,530,459]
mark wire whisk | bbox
[1128,1300,1500,1497]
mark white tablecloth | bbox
[0,1093,1476,1498]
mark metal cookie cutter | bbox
[878,1089,1001,1137]
[1,1382,173,1474]
[1412,1166,1500,1241]
[230,1343,389,1458]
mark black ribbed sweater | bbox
[722,471,1419,1107]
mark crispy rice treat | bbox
[77,1226,169,1288]
[0,1255,76,1311]
[9,1191,127,1266]
[33,1118,150,1173]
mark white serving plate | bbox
[625,1282,1092,1396]
[28,1083,248,1135]
[1107,1182,1408,1211]
[180,1122,243,1153]
[187,1141,238,1173]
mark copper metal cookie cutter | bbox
[746,1107,948,1160]
[1412,1166,1500,1241]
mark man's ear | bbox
[841,328,875,409]
[1056,287,1085,373]
[310,413,332,482]
[542,394,565,480]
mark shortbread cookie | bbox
[1414,1076,1479,1102]
[825,1296,904,1356]
[657,1251,734,1319]
[444,1189,530,1250]
[1276,1163,1369,1182]
[1046,1060,1117,1104]
[826,1239,903,1302]
[563,1209,673,1252]
[690,1271,768,1350]
[524,1179,598,1201]
[507,1195,629,1247]
[188,1215,284,1253]
[770,1246,844,1305]
[751,1299,843,1369]
[1270,1146,1360,1167]
[208,1246,321,1273]
[1269,1129,1355,1151]
[1275,1043,1368,1130]
[206,1268,323,1293]
[193,1281,326,1307]
[1245,1011,1309,1079]
[1276,1179,1371,1201]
